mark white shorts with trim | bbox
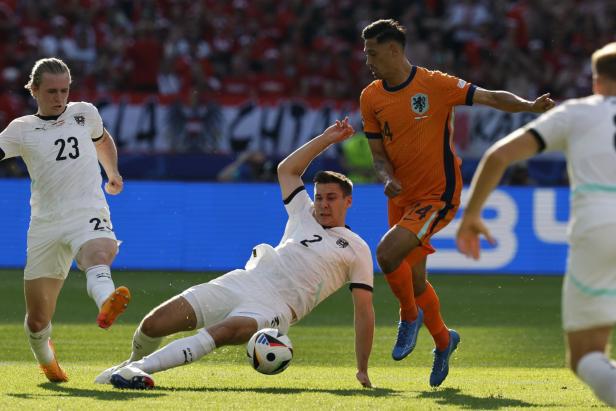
[181,270,292,334]
[562,224,616,331]
[24,207,117,280]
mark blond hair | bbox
[24,58,71,96]
[592,42,616,81]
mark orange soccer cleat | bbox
[40,340,68,382]
[97,286,131,329]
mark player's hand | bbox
[455,215,496,260]
[530,93,555,113]
[384,177,402,198]
[105,173,124,195]
[323,117,355,143]
[356,370,373,388]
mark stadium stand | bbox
[0,0,613,183]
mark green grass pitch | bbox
[0,269,611,410]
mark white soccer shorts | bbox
[24,207,117,280]
[181,273,292,334]
[562,224,616,331]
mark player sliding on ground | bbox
[96,118,376,389]
[456,42,616,408]
[0,58,130,383]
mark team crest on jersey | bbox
[74,115,85,126]
[411,93,429,115]
[336,238,349,248]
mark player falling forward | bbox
[457,42,616,407]
[359,19,555,386]
[0,58,130,383]
[96,118,375,389]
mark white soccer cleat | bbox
[110,365,155,389]
[94,359,130,384]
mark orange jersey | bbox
[360,66,475,208]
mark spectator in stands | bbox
[217,150,277,182]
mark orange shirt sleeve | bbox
[432,70,476,107]
[359,86,382,136]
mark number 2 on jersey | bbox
[55,137,80,161]
[300,235,323,247]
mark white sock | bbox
[86,265,116,309]
[24,319,54,365]
[129,327,163,362]
[577,351,616,407]
[132,329,216,374]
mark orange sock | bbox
[384,260,418,321]
[416,281,450,351]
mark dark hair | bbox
[361,19,406,47]
[313,171,353,196]
[592,42,616,81]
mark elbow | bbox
[277,159,301,177]
[485,145,511,170]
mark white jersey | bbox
[213,186,374,322]
[525,95,616,237]
[0,102,107,219]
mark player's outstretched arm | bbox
[352,288,374,388]
[95,128,123,195]
[277,118,354,199]
[473,88,555,113]
[456,129,541,259]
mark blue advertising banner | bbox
[0,180,569,275]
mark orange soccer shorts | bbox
[388,198,459,266]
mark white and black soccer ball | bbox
[246,328,293,375]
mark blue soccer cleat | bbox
[110,365,155,390]
[429,329,460,387]
[392,308,424,361]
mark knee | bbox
[88,249,115,266]
[140,312,163,338]
[376,244,400,274]
[25,314,50,333]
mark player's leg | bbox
[563,224,616,406]
[378,201,419,321]
[412,259,460,386]
[23,226,71,382]
[569,327,616,406]
[76,237,129,328]
[377,202,424,360]
[24,277,68,382]
[412,258,451,351]
[110,316,259,390]
[94,293,198,384]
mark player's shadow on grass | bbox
[418,387,542,409]
[156,385,396,397]
[6,382,166,401]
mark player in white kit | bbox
[96,118,376,389]
[456,43,616,407]
[0,58,131,383]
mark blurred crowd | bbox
[0,0,614,183]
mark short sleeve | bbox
[283,186,313,218]
[84,102,104,140]
[523,103,569,153]
[432,70,475,107]
[0,120,22,159]
[360,87,382,136]
[348,242,374,291]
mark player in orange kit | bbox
[359,19,555,386]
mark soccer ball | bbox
[246,328,293,375]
